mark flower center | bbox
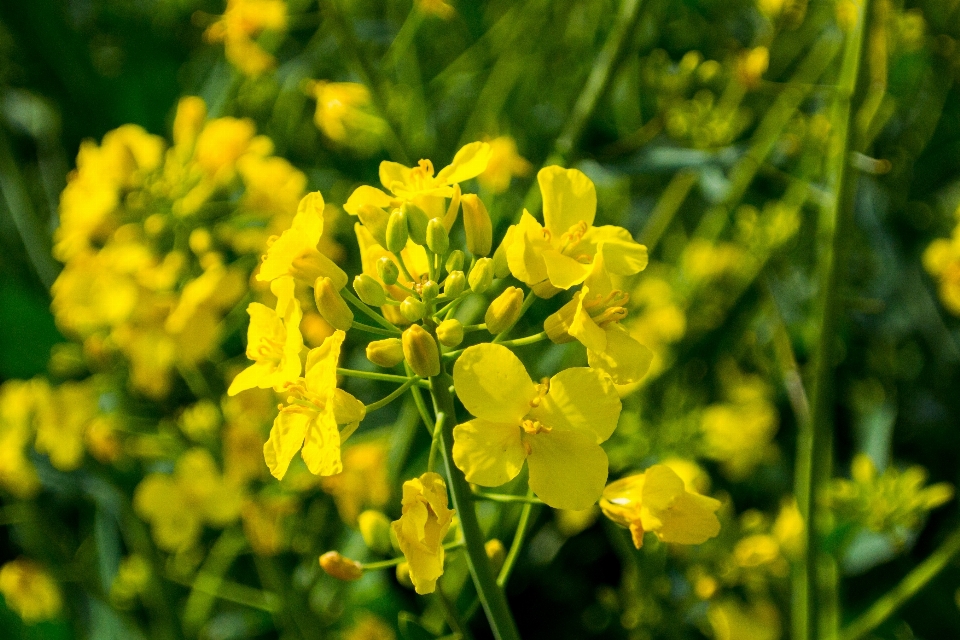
[582,290,630,326]
[409,159,436,190]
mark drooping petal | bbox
[452,419,525,487]
[529,367,621,442]
[263,409,311,480]
[379,162,412,192]
[541,249,591,290]
[539,166,596,238]
[344,185,394,216]
[505,211,550,289]
[587,324,653,386]
[435,141,492,185]
[291,191,325,245]
[596,234,649,276]
[453,344,537,424]
[526,429,608,510]
[301,408,343,476]
[244,302,283,360]
[567,289,607,353]
[227,360,274,396]
[304,330,344,396]
[640,464,685,512]
[653,491,722,545]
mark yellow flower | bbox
[34,379,99,471]
[344,614,397,640]
[504,166,648,297]
[307,80,387,147]
[599,464,721,549]
[228,276,304,395]
[241,495,297,555]
[320,440,392,524]
[452,343,621,509]
[544,280,652,385]
[391,472,455,594]
[708,598,781,640]
[701,370,778,480]
[344,141,491,222]
[0,559,61,623]
[354,222,430,325]
[204,0,288,76]
[263,330,366,479]
[478,136,532,193]
[192,116,258,184]
[0,380,42,498]
[923,227,960,315]
[257,191,347,289]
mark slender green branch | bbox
[392,251,417,285]
[463,324,487,333]
[351,322,402,337]
[473,492,543,506]
[427,411,445,473]
[498,494,536,588]
[361,540,464,571]
[406,363,439,436]
[498,331,548,349]
[841,526,960,640]
[342,288,401,332]
[337,368,430,388]
[365,377,422,413]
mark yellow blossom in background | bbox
[681,239,745,283]
[344,614,397,640]
[504,166,648,297]
[708,598,782,640]
[0,380,43,498]
[345,141,490,222]
[452,343,621,510]
[923,225,960,315]
[33,379,99,471]
[134,448,244,552]
[737,46,770,88]
[204,0,288,76]
[0,559,61,623]
[625,272,687,382]
[242,495,298,555]
[391,472,455,594]
[599,464,721,549]
[417,0,456,20]
[478,136,532,193]
[306,80,387,150]
[321,440,392,525]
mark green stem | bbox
[430,370,521,640]
[337,368,430,388]
[365,377,421,413]
[342,288,401,332]
[351,322,402,337]
[497,495,536,588]
[393,251,417,284]
[841,526,960,640]
[427,412,445,473]
[361,540,464,571]
[497,331,548,349]
[474,493,543,506]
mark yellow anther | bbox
[521,419,552,435]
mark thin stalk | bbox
[392,251,417,284]
[406,364,438,437]
[474,492,543,506]
[167,573,279,613]
[497,331,548,349]
[342,288,401,332]
[497,495,536,588]
[841,526,960,640]
[638,169,697,251]
[427,412,445,473]
[352,322,402,337]
[337,368,430,388]
[365,377,421,413]
[794,6,871,640]
[361,540,465,571]
[431,368,521,640]
[183,529,247,633]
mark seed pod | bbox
[366,338,405,368]
[468,257,494,293]
[446,250,465,273]
[421,280,439,302]
[358,510,393,555]
[436,319,464,347]
[485,286,524,334]
[444,271,466,298]
[485,539,506,575]
[403,201,429,245]
[402,324,440,378]
[400,297,426,322]
[319,551,363,581]
[386,208,409,253]
[315,277,354,331]
[356,204,390,248]
[377,257,400,286]
[461,194,492,256]
[426,218,449,255]
[353,274,387,307]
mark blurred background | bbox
[2,0,960,638]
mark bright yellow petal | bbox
[526,429,608,510]
[568,289,607,352]
[379,161,411,192]
[452,419,525,487]
[541,249,591,290]
[263,409,310,480]
[529,367,621,442]
[452,344,536,424]
[596,234,648,276]
[538,166,596,237]
[292,191,324,244]
[344,185,394,216]
[301,408,342,476]
[505,211,549,288]
[435,141,492,185]
[304,330,344,395]
[654,491,722,545]
[244,302,283,359]
[587,325,653,385]
[227,361,273,395]
[640,464,685,512]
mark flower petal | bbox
[505,211,549,288]
[227,360,273,396]
[452,419,525,487]
[344,185,394,216]
[379,162,411,192]
[654,491,722,545]
[568,289,607,352]
[301,408,343,476]
[526,429,608,510]
[453,344,537,424]
[436,141,492,185]
[542,249,591,290]
[538,166,596,237]
[587,325,653,385]
[263,409,310,480]
[529,367,621,442]
[305,330,344,395]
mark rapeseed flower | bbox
[391,472,455,594]
[320,440,392,525]
[204,0,287,76]
[452,343,621,510]
[478,136,531,193]
[599,464,721,549]
[504,166,648,297]
[307,80,387,148]
[0,559,61,623]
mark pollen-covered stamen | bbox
[592,306,628,328]
[528,377,550,408]
[255,336,285,359]
[521,419,552,435]
[584,290,630,327]
[409,159,436,189]
[559,221,589,253]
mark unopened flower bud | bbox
[366,338,405,368]
[358,510,394,555]
[492,240,511,279]
[402,324,440,378]
[357,204,390,248]
[485,539,506,575]
[403,202,429,246]
[396,562,414,589]
[377,257,400,286]
[173,96,207,150]
[485,286,524,334]
[354,274,387,306]
[436,319,464,347]
[315,277,354,331]
[319,551,363,581]
[446,250,465,273]
[386,208,409,253]
[400,297,426,322]
[444,271,466,298]
[461,194,492,256]
[468,258,494,293]
[426,218,449,255]
[421,280,439,302]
